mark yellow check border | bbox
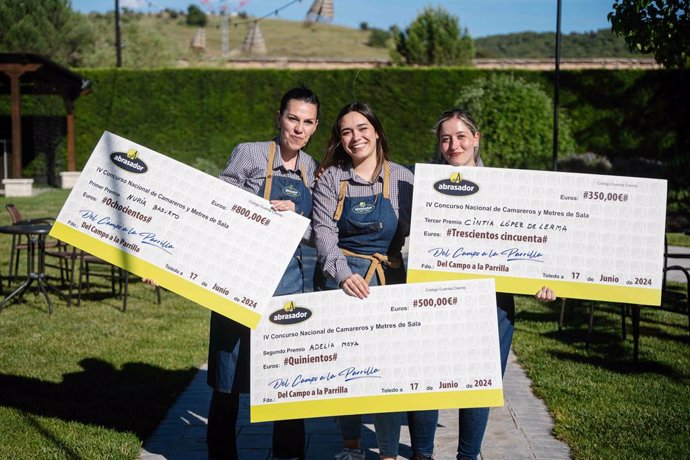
[407,269,660,306]
[251,389,503,422]
[50,221,261,328]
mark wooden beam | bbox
[1,63,42,178]
[66,109,76,172]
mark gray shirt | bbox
[312,160,414,284]
[219,140,319,241]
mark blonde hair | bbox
[433,107,482,165]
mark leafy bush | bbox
[191,157,223,178]
[186,5,207,27]
[558,152,612,173]
[0,0,96,67]
[392,6,474,66]
[612,156,664,178]
[454,74,576,169]
[81,15,180,68]
[367,28,391,48]
[22,153,48,181]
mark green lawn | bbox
[513,297,690,459]
[1,189,688,458]
[667,232,690,248]
[1,189,209,459]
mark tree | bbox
[392,6,474,66]
[367,28,391,48]
[81,15,180,69]
[0,0,95,67]
[608,0,690,68]
[454,75,576,170]
[186,5,208,27]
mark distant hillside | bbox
[475,29,649,59]
[78,11,649,68]
[80,11,388,68]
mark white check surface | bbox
[250,279,502,422]
[408,164,667,305]
[51,132,309,328]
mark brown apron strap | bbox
[263,141,277,201]
[299,164,309,188]
[382,160,390,200]
[333,180,349,221]
[334,162,390,221]
[340,249,402,286]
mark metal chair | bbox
[661,235,690,336]
[73,250,161,311]
[122,271,161,312]
[4,204,60,287]
[43,243,80,291]
[75,250,124,306]
[559,235,689,362]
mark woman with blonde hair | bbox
[434,107,556,460]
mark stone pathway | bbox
[140,350,570,459]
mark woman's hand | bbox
[270,200,295,212]
[535,286,556,302]
[142,278,158,287]
[340,274,370,299]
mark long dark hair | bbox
[316,102,390,177]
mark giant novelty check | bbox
[407,164,667,305]
[250,279,502,422]
[50,132,309,328]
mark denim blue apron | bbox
[315,161,406,291]
[208,141,312,392]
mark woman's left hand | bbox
[270,200,295,212]
[535,286,556,302]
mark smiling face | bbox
[338,111,380,168]
[438,116,481,167]
[277,99,319,155]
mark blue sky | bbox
[71,0,615,38]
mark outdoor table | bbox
[0,223,67,314]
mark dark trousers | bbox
[207,390,305,459]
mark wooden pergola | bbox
[0,53,91,179]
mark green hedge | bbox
[2,68,688,213]
[68,68,487,169]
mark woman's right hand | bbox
[340,274,370,299]
[142,278,158,287]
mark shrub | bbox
[0,0,96,67]
[186,5,207,27]
[367,28,391,48]
[558,152,612,173]
[392,6,474,66]
[454,74,577,169]
[22,153,48,182]
[191,157,223,178]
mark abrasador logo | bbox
[269,300,312,325]
[433,172,479,196]
[282,184,300,198]
[352,201,375,214]
[110,148,148,174]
